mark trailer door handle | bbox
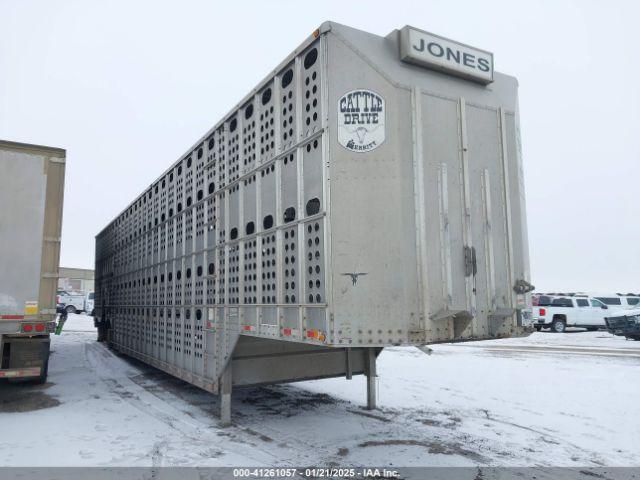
[464,246,478,277]
[464,246,473,277]
[471,246,477,276]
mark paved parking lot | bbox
[1,315,638,467]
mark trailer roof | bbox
[0,139,66,157]
[97,21,519,237]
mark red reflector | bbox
[35,323,45,332]
[243,325,252,331]
[22,324,33,333]
[306,329,318,339]
[283,328,292,336]
[539,308,546,316]
[1,315,24,320]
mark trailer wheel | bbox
[551,319,566,333]
[65,305,76,315]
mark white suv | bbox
[593,294,640,310]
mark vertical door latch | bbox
[464,246,477,277]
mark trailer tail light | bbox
[22,324,33,333]
[306,329,326,342]
[539,308,546,317]
[35,323,45,332]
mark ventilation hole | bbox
[306,198,320,216]
[208,263,214,275]
[262,88,272,105]
[177,165,182,175]
[168,272,173,281]
[160,274,165,283]
[208,137,214,149]
[230,118,237,132]
[197,266,203,277]
[177,270,181,280]
[283,207,296,223]
[282,68,293,88]
[246,221,255,235]
[186,268,192,279]
[263,214,274,230]
[245,104,254,119]
[208,182,215,194]
[197,190,203,201]
[169,208,173,217]
[186,197,192,207]
[230,228,238,240]
[187,157,192,168]
[177,203,182,213]
[197,147,203,159]
[304,48,318,69]
[186,309,191,319]
[196,309,202,320]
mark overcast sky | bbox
[1,0,638,293]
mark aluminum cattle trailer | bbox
[0,140,66,383]
[94,22,533,425]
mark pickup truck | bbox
[85,292,95,316]
[605,308,640,340]
[532,296,618,332]
[56,290,86,314]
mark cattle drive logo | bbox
[338,89,385,153]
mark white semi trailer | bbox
[0,140,66,384]
[94,22,533,424]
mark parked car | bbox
[593,293,640,310]
[56,290,86,314]
[605,308,640,340]
[532,296,621,332]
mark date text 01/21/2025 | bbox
[232,468,401,478]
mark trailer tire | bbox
[65,305,76,315]
[551,318,566,333]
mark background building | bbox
[58,267,94,293]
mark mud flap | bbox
[1,336,50,381]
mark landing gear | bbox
[219,360,232,427]
[366,348,377,410]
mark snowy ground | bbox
[1,315,639,468]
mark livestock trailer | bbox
[94,22,533,424]
[0,140,66,383]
